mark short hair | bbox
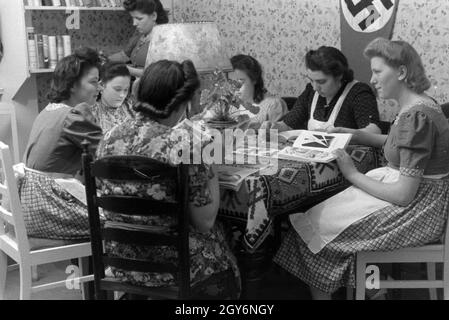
[364,37,430,94]
[47,47,101,103]
[100,61,131,83]
[123,0,169,24]
[134,60,200,119]
[305,46,354,82]
[230,54,267,103]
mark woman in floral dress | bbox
[96,59,241,299]
[274,38,449,299]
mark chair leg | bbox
[355,257,366,300]
[0,251,8,300]
[19,264,32,300]
[443,260,449,300]
[426,262,437,300]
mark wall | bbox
[178,0,449,121]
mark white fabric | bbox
[289,166,399,254]
[307,80,358,132]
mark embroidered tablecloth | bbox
[219,145,384,252]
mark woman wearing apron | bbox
[274,38,449,299]
[108,0,169,78]
[261,46,381,133]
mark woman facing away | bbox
[91,61,134,133]
[229,54,288,128]
[108,0,168,78]
[261,46,381,134]
[21,47,103,240]
[96,59,241,298]
[273,38,449,299]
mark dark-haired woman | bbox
[96,59,241,298]
[109,0,168,78]
[230,54,288,128]
[261,46,381,133]
[20,47,103,240]
[91,62,134,133]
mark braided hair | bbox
[133,60,200,119]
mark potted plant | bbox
[199,69,259,130]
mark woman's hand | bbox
[333,149,359,180]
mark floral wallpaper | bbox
[178,0,340,97]
[32,10,135,110]
[178,0,449,121]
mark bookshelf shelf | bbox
[30,68,54,74]
[25,6,124,11]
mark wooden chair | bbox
[0,141,93,299]
[0,103,20,164]
[82,144,190,300]
[352,207,449,300]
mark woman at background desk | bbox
[108,0,168,78]
[274,38,449,300]
[261,46,381,134]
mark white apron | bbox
[289,166,399,254]
[307,80,358,132]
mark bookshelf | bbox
[0,0,135,159]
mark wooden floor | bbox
[2,261,443,300]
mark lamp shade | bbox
[145,22,232,73]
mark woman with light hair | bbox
[274,38,449,299]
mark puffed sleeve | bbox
[350,83,380,129]
[396,109,436,177]
[265,97,289,122]
[282,84,314,129]
[62,103,103,153]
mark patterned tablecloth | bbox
[219,145,384,253]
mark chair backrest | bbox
[82,146,190,299]
[0,141,31,258]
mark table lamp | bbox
[145,21,232,73]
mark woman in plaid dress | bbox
[274,38,449,299]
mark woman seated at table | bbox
[96,59,241,299]
[274,38,449,300]
[21,47,103,240]
[108,0,168,78]
[261,46,381,133]
[230,54,288,128]
[91,61,134,133]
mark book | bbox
[48,36,58,68]
[26,28,38,69]
[62,35,72,57]
[35,34,45,69]
[277,130,352,163]
[217,164,266,191]
[56,35,64,61]
[42,35,50,68]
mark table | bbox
[219,144,384,253]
